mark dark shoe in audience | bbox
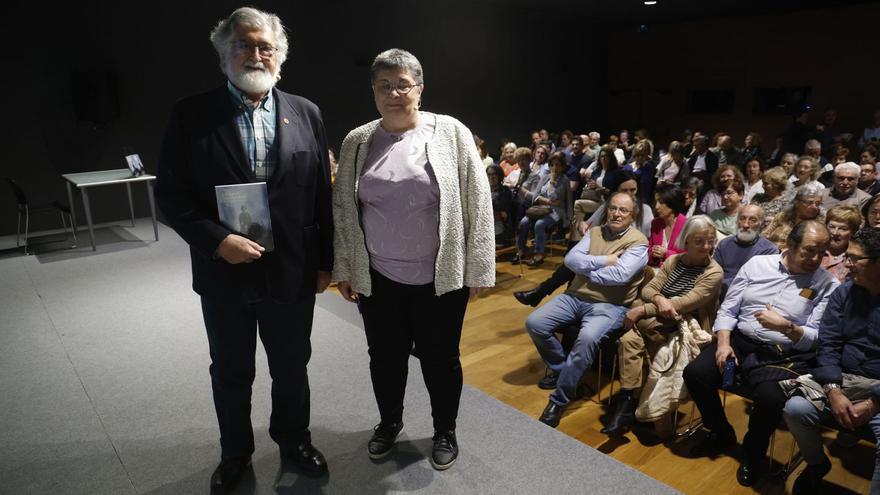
[537,369,559,389]
[368,421,404,459]
[514,288,545,307]
[526,256,544,267]
[509,252,525,264]
[736,458,761,487]
[792,456,831,495]
[430,430,459,470]
[539,400,564,428]
[281,437,328,477]
[210,457,251,494]
[601,394,638,436]
[690,428,736,458]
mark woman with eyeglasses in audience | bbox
[649,184,689,267]
[762,184,825,250]
[700,165,745,215]
[709,181,745,238]
[822,204,862,283]
[863,194,880,228]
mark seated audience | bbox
[700,165,745,214]
[782,227,880,495]
[681,177,702,217]
[531,144,550,176]
[515,152,571,267]
[585,132,601,161]
[683,221,839,487]
[821,162,871,211]
[767,134,784,166]
[604,215,722,436]
[779,152,798,179]
[741,132,763,168]
[503,147,533,191]
[649,184,689,267]
[791,155,825,190]
[714,135,744,167]
[750,166,792,225]
[655,141,689,185]
[744,158,764,202]
[708,181,745,237]
[762,184,825,249]
[525,193,648,428]
[566,135,591,195]
[688,134,719,181]
[804,139,832,176]
[510,150,543,241]
[860,161,880,196]
[856,108,880,149]
[713,205,779,297]
[625,140,657,206]
[487,164,512,245]
[498,142,517,176]
[864,194,880,228]
[821,204,861,283]
[584,171,654,239]
[476,136,494,167]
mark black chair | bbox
[6,178,76,254]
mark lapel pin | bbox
[283,117,290,125]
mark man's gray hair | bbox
[794,182,825,200]
[675,214,716,248]
[589,131,601,140]
[738,204,766,223]
[835,161,861,176]
[804,139,821,151]
[370,49,424,84]
[209,7,289,69]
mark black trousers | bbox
[359,269,470,432]
[536,241,577,296]
[682,331,788,462]
[201,295,315,461]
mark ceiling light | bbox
[644,0,657,4]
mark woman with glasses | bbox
[699,165,745,215]
[749,166,792,225]
[604,215,722,437]
[709,181,745,238]
[863,194,880,228]
[762,184,825,250]
[822,204,862,282]
[332,49,494,470]
[514,152,572,267]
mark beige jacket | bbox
[331,112,496,296]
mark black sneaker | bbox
[538,369,559,389]
[430,430,458,470]
[368,422,403,459]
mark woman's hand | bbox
[337,281,358,303]
[651,244,668,260]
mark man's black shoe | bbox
[792,455,831,495]
[690,428,736,457]
[539,400,564,428]
[210,457,251,494]
[736,458,760,487]
[514,288,544,307]
[368,422,403,459]
[601,394,637,436]
[430,430,459,470]
[538,369,559,389]
[281,437,328,477]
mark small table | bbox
[61,169,158,251]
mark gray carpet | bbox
[0,220,678,495]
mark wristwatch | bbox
[823,383,842,394]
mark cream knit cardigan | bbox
[331,112,496,296]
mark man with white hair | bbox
[821,162,872,211]
[155,7,333,491]
[712,204,779,298]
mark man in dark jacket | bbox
[155,7,333,492]
[783,228,880,495]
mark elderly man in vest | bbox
[525,192,649,427]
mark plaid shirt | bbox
[227,81,277,180]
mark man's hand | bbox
[606,253,619,266]
[829,388,858,430]
[337,281,358,303]
[715,343,737,373]
[850,399,878,428]
[315,271,331,294]
[655,295,678,320]
[754,304,790,332]
[217,234,264,264]
[623,305,646,331]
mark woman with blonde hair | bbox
[761,184,825,249]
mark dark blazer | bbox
[687,149,719,180]
[156,86,333,304]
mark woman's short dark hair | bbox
[654,183,687,215]
[548,151,567,168]
[598,145,620,171]
[486,164,503,178]
[851,227,880,259]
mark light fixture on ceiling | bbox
[644,0,657,5]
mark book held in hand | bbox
[215,182,275,252]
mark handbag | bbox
[525,205,553,219]
[739,345,815,387]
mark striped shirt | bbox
[659,261,707,298]
[227,81,278,180]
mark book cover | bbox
[125,153,145,176]
[215,182,275,252]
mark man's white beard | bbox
[736,227,758,243]
[227,62,277,97]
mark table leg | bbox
[82,188,96,251]
[126,182,135,227]
[65,182,78,233]
[146,180,158,241]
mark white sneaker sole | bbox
[367,427,403,460]
[430,453,457,471]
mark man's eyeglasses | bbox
[374,81,418,95]
[233,41,276,58]
[844,253,879,264]
[607,206,632,215]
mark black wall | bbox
[0,0,608,235]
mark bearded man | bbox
[155,7,333,492]
[712,204,779,298]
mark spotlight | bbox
[644,0,657,5]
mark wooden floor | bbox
[456,250,872,495]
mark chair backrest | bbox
[5,178,27,206]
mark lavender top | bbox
[358,116,440,285]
